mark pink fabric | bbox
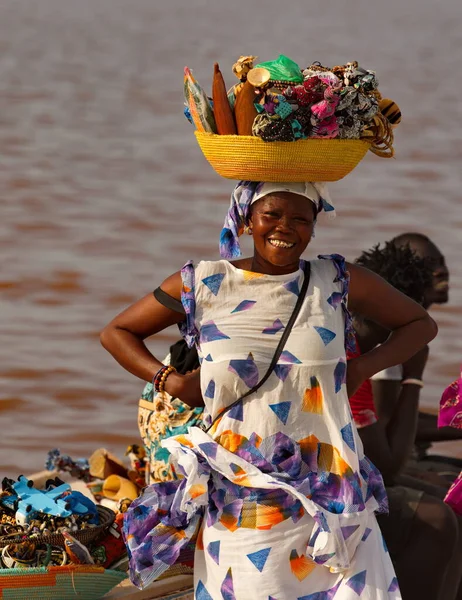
[438,372,462,429]
[438,369,462,514]
[445,474,462,516]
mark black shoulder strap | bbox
[153,287,185,314]
[205,261,311,433]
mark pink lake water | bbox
[1,0,462,477]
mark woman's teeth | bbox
[268,239,295,249]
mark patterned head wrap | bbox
[219,181,335,259]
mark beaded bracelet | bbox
[153,365,177,393]
[152,366,166,390]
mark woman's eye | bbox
[264,211,279,217]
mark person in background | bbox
[380,233,462,468]
[350,238,461,600]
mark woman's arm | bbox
[100,271,203,407]
[357,347,428,483]
[372,344,429,429]
[346,262,437,395]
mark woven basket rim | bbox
[195,131,372,146]
[0,505,115,549]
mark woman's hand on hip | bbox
[346,262,437,378]
[165,368,204,408]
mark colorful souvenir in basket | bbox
[184,54,401,182]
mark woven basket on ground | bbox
[0,565,126,599]
[195,132,371,182]
[0,505,115,550]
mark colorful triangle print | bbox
[204,353,213,362]
[308,527,320,548]
[221,568,236,600]
[228,353,259,388]
[269,401,291,425]
[243,270,265,281]
[340,423,356,452]
[231,300,257,313]
[315,512,330,532]
[202,273,225,296]
[346,570,367,595]
[230,462,247,476]
[341,524,359,540]
[302,377,323,414]
[200,321,230,343]
[189,484,207,499]
[262,319,285,335]
[196,580,213,600]
[227,402,244,422]
[204,379,215,399]
[206,540,220,565]
[247,547,271,572]
[289,549,316,582]
[334,359,346,393]
[280,350,302,364]
[361,527,372,542]
[313,326,336,346]
[388,577,400,592]
[327,292,342,310]
[313,552,335,565]
[274,364,292,382]
[196,524,204,551]
[198,442,218,460]
[220,499,242,532]
[297,580,341,600]
[284,277,300,296]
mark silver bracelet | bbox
[401,378,424,388]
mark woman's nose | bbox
[275,216,292,231]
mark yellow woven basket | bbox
[195,132,371,182]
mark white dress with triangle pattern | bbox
[126,255,401,600]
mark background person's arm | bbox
[359,346,428,483]
[416,412,462,443]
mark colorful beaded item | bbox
[153,365,177,393]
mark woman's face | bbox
[249,192,316,274]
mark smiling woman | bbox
[244,190,316,274]
[232,183,318,275]
[100,180,437,599]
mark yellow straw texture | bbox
[195,132,371,182]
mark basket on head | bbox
[0,505,115,550]
[0,565,126,599]
[194,132,370,182]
